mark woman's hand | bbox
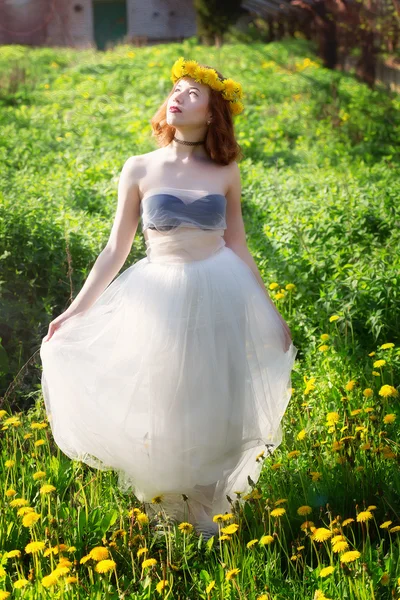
[42,310,81,343]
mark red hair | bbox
[150,63,244,166]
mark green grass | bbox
[0,38,399,599]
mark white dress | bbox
[40,186,298,524]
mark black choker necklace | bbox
[173,135,205,146]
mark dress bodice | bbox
[140,187,227,232]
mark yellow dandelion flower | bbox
[380,343,394,350]
[137,547,148,557]
[318,345,329,352]
[226,567,240,580]
[372,371,380,376]
[212,514,226,523]
[136,512,149,524]
[206,581,216,594]
[270,508,286,517]
[151,495,164,504]
[356,511,373,523]
[310,471,322,481]
[363,389,373,398]
[329,315,340,322]
[345,380,357,391]
[383,414,396,424]
[156,580,170,593]
[95,559,116,573]
[142,558,157,569]
[22,512,41,528]
[271,462,282,470]
[65,576,77,584]
[340,550,361,563]
[300,521,315,530]
[259,535,274,545]
[319,566,335,577]
[89,547,109,561]
[34,439,45,447]
[40,484,56,495]
[6,550,21,559]
[80,554,91,564]
[52,566,70,577]
[380,521,392,529]
[13,579,29,589]
[221,523,239,535]
[33,471,46,480]
[9,498,29,507]
[320,333,330,341]
[379,385,398,397]
[178,522,193,533]
[297,429,307,441]
[326,412,340,424]
[313,528,332,542]
[297,505,312,516]
[373,359,386,368]
[25,541,46,554]
[5,459,15,468]
[389,525,400,533]
[246,539,259,548]
[41,574,58,587]
[274,498,288,506]
[364,407,374,413]
[5,489,17,497]
[332,541,349,553]
[269,282,279,290]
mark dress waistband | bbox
[144,228,226,264]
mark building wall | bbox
[0,0,196,48]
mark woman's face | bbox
[166,77,211,127]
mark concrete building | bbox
[0,0,197,50]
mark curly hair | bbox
[150,63,244,166]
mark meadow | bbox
[0,37,399,599]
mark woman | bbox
[40,57,298,541]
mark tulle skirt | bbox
[40,228,297,522]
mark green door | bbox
[93,1,127,51]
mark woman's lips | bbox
[170,107,182,112]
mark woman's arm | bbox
[65,156,141,317]
[224,162,292,326]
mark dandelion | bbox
[340,550,361,563]
[380,343,394,350]
[319,566,335,577]
[9,498,29,508]
[259,535,274,545]
[270,508,286,518]
[297,429,307,441]
[221,523,239,535]
[351,409,362,416]
[329,315,340,322]
[301,521,315,530]
[40,484,56,495]
[320,333,330,341]
[379,385,398,398]
[89,547,109,561]
[247,539,259,548]
[332,541,349,553]
[269,282,279,290]
[373,359,386,368]
[25,541,46,554]
[151,495,164,504]
[212,514,227,523]
[345,380,357,391]
[310,471,322,481]
[34,440,45,447]
[383,414,396,424]
[304,375,316,394]
[326,412,340,424]
[22,512,40,528]
[33,471,46,480]
[286,283,296,291]
[136,512,149,524]
[287,450,301,459]
[389,526,400,533]
[178,522,193,533]
[206,581,216,594]
[156,580,170,593]
[95,559,116,573]
[363,388,373,398]
[313,528,332,542]
[356,511,373,523]
[271,462,282,470]
[142,558,157,569]
[380,521,392,529]
[318,345,329,352]
[297,506,312,516]
[226,568,240,580]
[13,579,29,589]
[5,460,15,468]
[6,550,21,559]
[66,577,77,584]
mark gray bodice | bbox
[140,187,227,232]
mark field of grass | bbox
[0,38,399,599]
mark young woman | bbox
[40,57,298,541]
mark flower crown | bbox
[170,57,244,116]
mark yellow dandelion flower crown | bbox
[170,57,244,116]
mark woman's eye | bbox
[174,90,197,96]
